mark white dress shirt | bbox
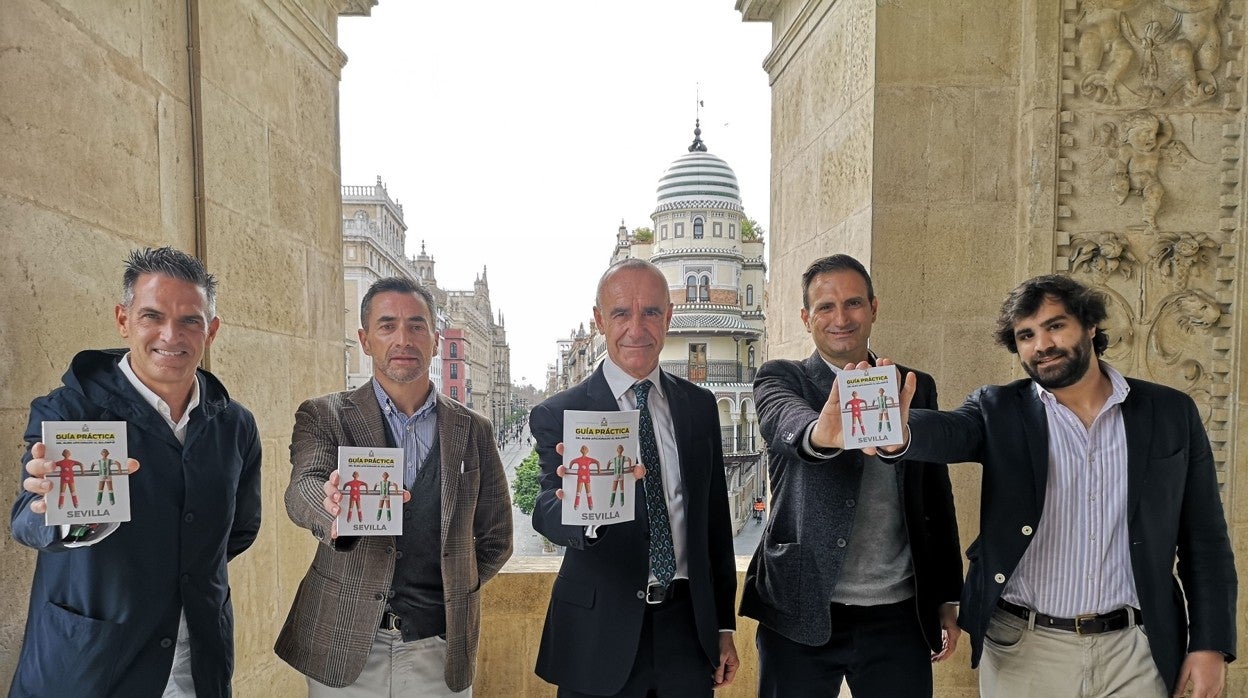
[601,357,689,583]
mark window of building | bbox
[661,225,668,239]
[693,217,704,239]
[699,275,710,302]
[713,222,722,237]
[675,223,684,238]
[748,345,756,368]
[450,387,458,400]
[449,342,458,358]
[746,285,754,306]
[686,276,697,302]
[728,223,736,239]
[450,363,458,379]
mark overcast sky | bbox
[338,1,773,387]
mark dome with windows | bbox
[654,121,742,212]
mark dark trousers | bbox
[557,584,713,698]
[757,598,933,698]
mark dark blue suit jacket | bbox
[903,374,1236,693]
[530,366,736,695]
[9,349,261,697]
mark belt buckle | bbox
[383,612,401,632]
[646,583,666,605]
[1074,613,1098,635]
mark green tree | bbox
[512,449,541,515]
[631,227,653,242]
[741,217,764,242]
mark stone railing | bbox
[473,557,763,696]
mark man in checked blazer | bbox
[276,277,513,696]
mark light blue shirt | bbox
[372,380,438,489]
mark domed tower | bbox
[641,123,767,523]
[648,121,764,387]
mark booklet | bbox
[836,365,905,449]
[42,421,130,525]
[561,410,640,526]
[337,446,403,536]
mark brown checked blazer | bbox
[274,382,513,691]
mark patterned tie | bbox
[633,380,676,587]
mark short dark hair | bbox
[595,258,668,309]
[122,247,217,317]
[994,274,1109,355]
[801,254,874,309]
[361,277,437,328]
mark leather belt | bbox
[645,579,689,606]
[380,611,403,631]
[997,599,1141,635]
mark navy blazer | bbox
[10,349,261,697]
[739,353,962,650]
[530,366,736,695]
[903,375,1236,693]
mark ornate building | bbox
[738,0,1248,691]
[341,177,446,391]
[341,179,509,431]
[600,123,769,530]
[445,268,511,438]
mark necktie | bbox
[633,380,676,587]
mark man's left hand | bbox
[1173,650,1226,698]
[931,602,961,662]
[713,631,738,689]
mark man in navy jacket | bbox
[10,247,262,697]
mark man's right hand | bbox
[24,442,140,515]
[321,471,341,539]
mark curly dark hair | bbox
[994,274,1109,355]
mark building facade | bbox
[341,177,445,391]
[442,328,470,406]
[445,268,511,436]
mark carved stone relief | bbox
[1058,0,1240,474]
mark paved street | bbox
[499,426,768,558]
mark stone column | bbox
[0,0,363,693]
[739,0,1245,692]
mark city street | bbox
[499,426,768,558]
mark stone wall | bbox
[0,0,355,693]
[739,0,1245,693]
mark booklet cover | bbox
[337,446,403,536]
[836,365,905,449]
[42,421,130,525]
[561,410,640,526]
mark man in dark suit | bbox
[11,247,262,696]
[739,254,963,697]
[276,277,512,696]
[843,275,1236,698]
[531,258,739,697]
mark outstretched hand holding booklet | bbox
[835,365,905,449]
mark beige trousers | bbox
[980,606,1167,698]
[308,629,470,698]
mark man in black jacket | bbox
[739,254,963,697]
